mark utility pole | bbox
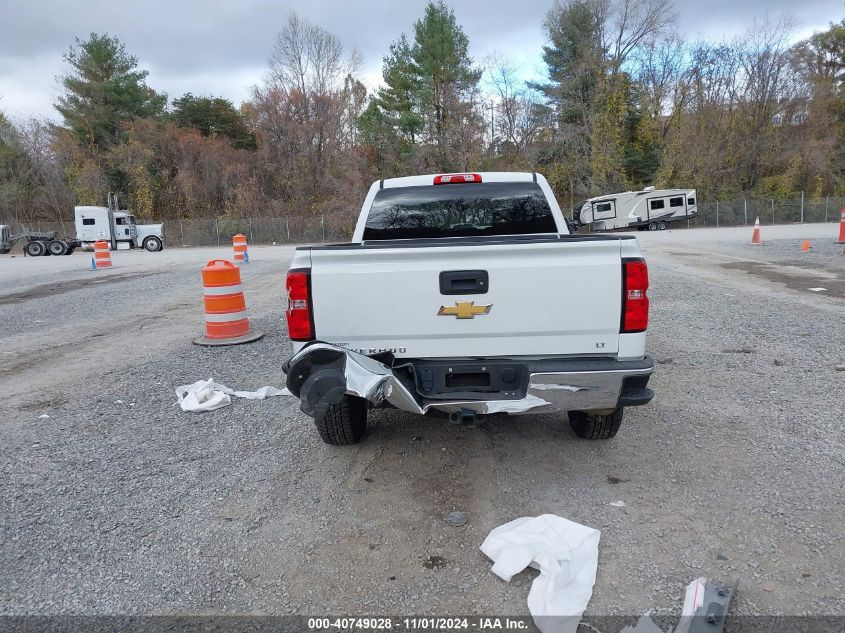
[488,100,495,151]
[106,192,117,251]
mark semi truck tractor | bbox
[74,206,164,252]
[1,205,164,256]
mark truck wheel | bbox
[143,236,163,252]
[568,408,623,440]
[315,395,367,445]
[48,240,68,256]
[658,221,668,230]
[25,241,46,257]
[648,222,658,231]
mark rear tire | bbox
[48,240,68,256]
[658,221,668,230]
[648,222,658,231]
[315,396,367,445]
[25,241,46,257]
[568,408,623,440]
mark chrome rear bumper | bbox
[284,343,654,418]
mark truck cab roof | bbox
[353,172,567,242]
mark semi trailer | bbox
[0,225,80,256]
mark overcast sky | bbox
[0,0,842,120]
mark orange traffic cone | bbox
[801,239,811,252]
[94,240,112,268]
[194,259,264,346]
[233,233,248,263]
[751,217,762,245]
[836,207,845,244]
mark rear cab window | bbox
[363,182,558,241]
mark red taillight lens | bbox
[433,173,482,185]
[622,259,649,333]
[286,269,314,341]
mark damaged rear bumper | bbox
[283,343,654,418]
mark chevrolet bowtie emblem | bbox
[437,301,492,319]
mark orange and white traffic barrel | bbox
[94,240,112,268]
[193,259,263,346]
[233,233,248,263]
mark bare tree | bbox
[251,13,367,216]
[484,55,543,155]
[633,32,685,137]
[595,0,677,72]
[268,14,360,97]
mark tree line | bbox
[0,0,843,231]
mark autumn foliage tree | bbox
[1,4,843,234]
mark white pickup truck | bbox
[283,172,654,445]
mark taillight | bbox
[285,269,314,341]
[621,259,649,333]
[433,173,482,185]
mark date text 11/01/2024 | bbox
[307,617,531,630]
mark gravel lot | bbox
[1,225,843,624]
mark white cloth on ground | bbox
[480,514,601,633]
[175,378,291,412]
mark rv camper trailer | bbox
[573,187,697,231]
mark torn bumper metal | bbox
[283,342,654,419]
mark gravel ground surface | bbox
[1,226,843,624]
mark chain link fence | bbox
[687,195,845,228]
[165,214,354,247]
[5,195,844,247]
[4,214,356,247]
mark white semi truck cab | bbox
[283,172,655,445]
[75,206,165,252]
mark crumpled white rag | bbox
[175,378,291,412]
[480,514,600,633]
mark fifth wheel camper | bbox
[573,186,697,231]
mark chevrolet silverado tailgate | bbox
[307,237,623,359]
